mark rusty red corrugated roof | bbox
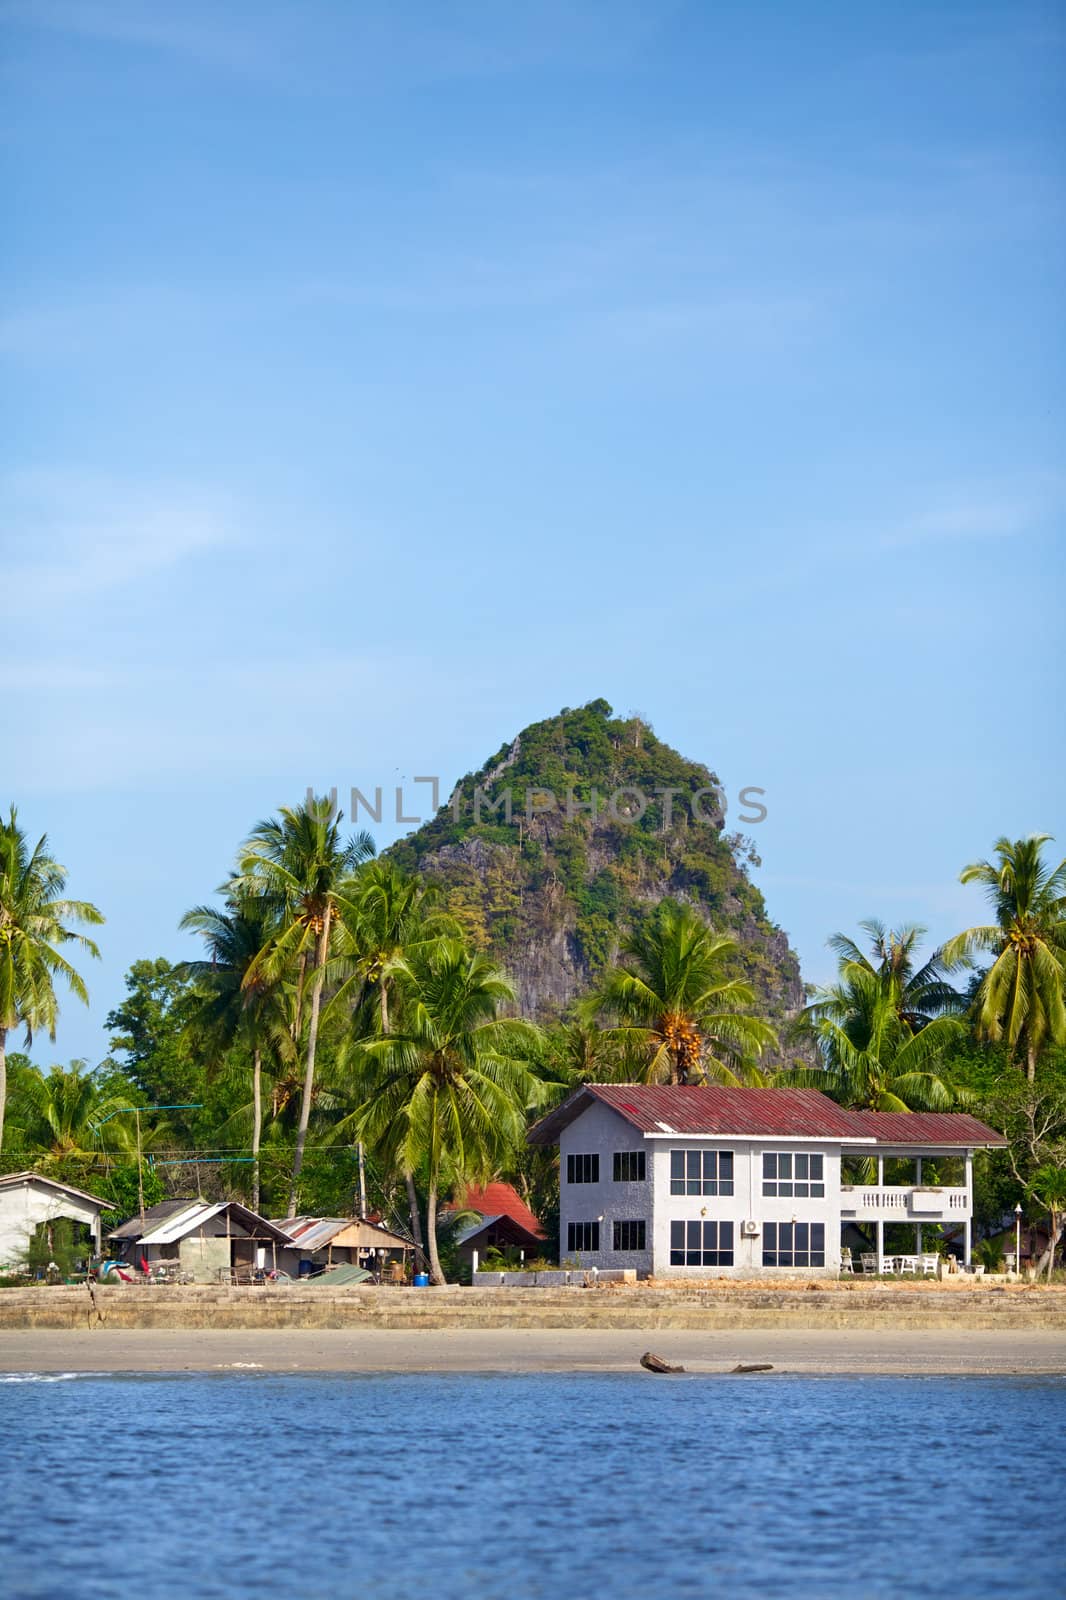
[587,1084,872,1138]
[846,1111,1007,1147]
[527,1084,1006,1147]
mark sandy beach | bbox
[2,1325,1064,1375]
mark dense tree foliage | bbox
[5,742,1065,1277]
[0,807,103,1152]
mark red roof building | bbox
[444,1181,546,1267]
[526,1084,1006,1280]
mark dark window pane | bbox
[720,1180,734,1197]
[763,1153,776,1179]
[670,1249,684,1266]
[811,1156,823,1180]
[778,1182,793,1198]
[721,1152,734,1179]
[811,1184,824,1199]
[687,1221,701,1251]
[671,1151,684,1182]
[796,1154,809,1179]
[671,1222,684,1250]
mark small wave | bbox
[214,1362,265,1369]
[0,1371,102,1384]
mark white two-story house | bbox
[527,1084,1007,1277]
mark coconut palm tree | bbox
[942,835,1066,1081]
[330,860,457,1243]
[785,972,970,1111]
[6,1058,134,1165]
[340,941,542,1283]
[806,920,964,1046]
[0,808,104,1151]
[584,901,777,1085]
[178,889,293,1211]
[233,797,375,1214]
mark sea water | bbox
[2,1372,1064,1599]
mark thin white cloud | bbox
[1,469,236,598]
[3,0,674,86]
[879,476,1063,550]
[1,0,276,77]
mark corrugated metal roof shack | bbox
[275,1216,414,1281]
[109,1200,293,1283]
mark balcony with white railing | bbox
[839,1186,969,1220]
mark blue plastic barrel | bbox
[413,1272,429,1287]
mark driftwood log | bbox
[640,1351,685,1374]
[731,1363,774,1373]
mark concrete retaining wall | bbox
[1,1282,1064,1332]
[474,1269,637,1288]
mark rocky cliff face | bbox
[387,699,804,1024]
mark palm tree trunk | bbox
[291,950,308,1048]
[0,1026,6,1153]
[381,977,425,1258]
[287,909,331,1216]
[1036,1212,1063,1277]
[405,1170,425,1264]
[1026,1040,1036,1084]
[251,1047,262,1213]
[425,1178,445,1285]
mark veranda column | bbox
[875,1218,884,1275]
[964,1150,974,1267]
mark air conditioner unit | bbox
[741,1220,760,1237]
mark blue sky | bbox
[3,0,1063,1066]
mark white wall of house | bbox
[0,1181,104,1272]
[558,1101,655,1275]
[559,1105,851,1276]
[648,1136,845,1277]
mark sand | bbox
[1,1326,1063,1375]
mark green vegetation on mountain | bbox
[387,699,802,1027]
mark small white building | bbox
[0,1171,111,1273]
[527,1085,1007,1277]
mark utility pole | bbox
[357,1142,367,1218]
[136,1107,144,1225]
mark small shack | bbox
[109,1199,292,1282]
[445,1182,547,1273]
[276,1216,414,1281]
[0,1172,111,1274]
